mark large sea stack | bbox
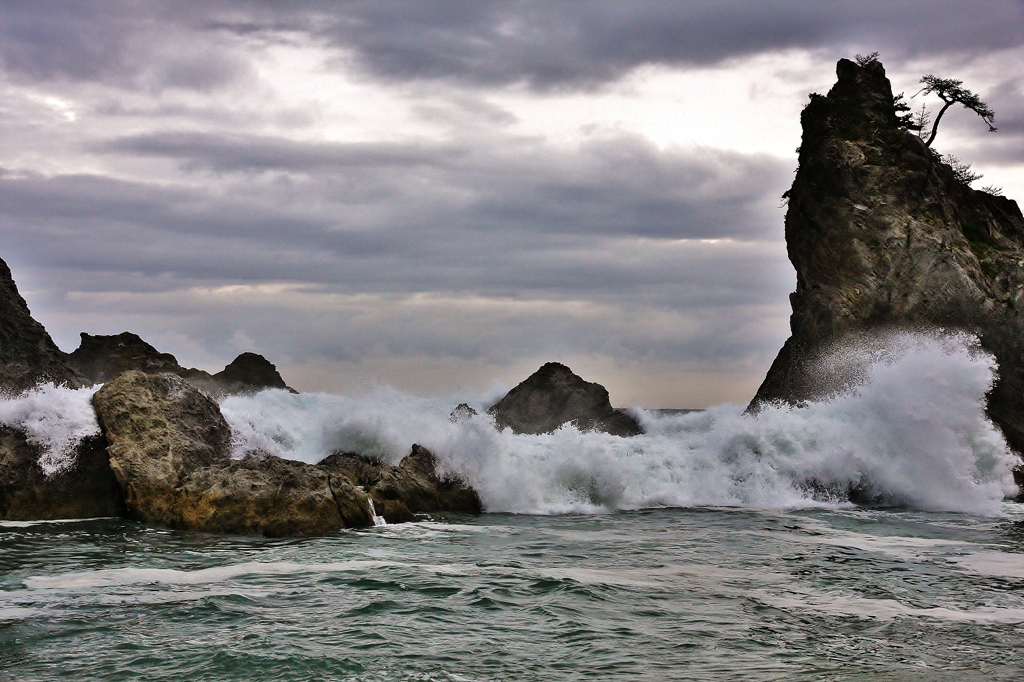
[749,58,1024,457]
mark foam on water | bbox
[0,384,100,475]
[221,333,1018,516]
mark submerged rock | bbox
[0,257,84,393]
[748,57,1024,462]
[488,362,642,437]
[0,429,122,520]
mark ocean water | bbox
[2,334,1024,680]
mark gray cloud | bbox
[2,1,1020,404]
[4,2,1023,91]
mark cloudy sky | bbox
[1,1,1022,407]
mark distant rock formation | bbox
[69,332,209,384]
[488,362,642,437]
[0,257,84,393]
[68,332,294,395]
[749,58,1024,459]
[213,351,295,394]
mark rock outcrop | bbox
[319,446,483,524]
[748,58,1024,458]
[0,430,122,520]
[92,370,234,526]
[488,362,642,437]
[68,332,198,384]
[213,352,295,394]
[90,371,374,535]
[0,257,83,393]
[86,371,479,533]
[69,332,293,395]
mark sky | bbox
[1,1,1023,407]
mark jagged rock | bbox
[488,362,642,437]
[213,352,295,394]
[368,444,482,523]
[318,451,386,489]
[67,332,202,384]
[0,429,122,520]
[748,58,1024,460]
[320,445,482,524]
[0,257,84,393]
[92,371,233,526]
[176,455,371,536]
[69,332,293,395]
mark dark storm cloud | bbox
[5,1,1023,91]
[308,0,1024,89]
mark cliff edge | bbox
[749,58,1024,457]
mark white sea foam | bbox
[0,384,100,475]
[221,333,1018,516]
[0,333,1015,514]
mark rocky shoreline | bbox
[0,253,642,533]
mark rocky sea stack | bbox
[488,362,642,437]
[750,57,1024,460]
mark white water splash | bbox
[0,384,100,475]
[221,334,1019,516]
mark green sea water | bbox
[3,505,1024,681]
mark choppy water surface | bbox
[3,507,1024,681]
[2,333,1024,679]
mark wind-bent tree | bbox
[917,75,996,147]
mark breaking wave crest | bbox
[0,333,1016,514]
[221,333,1018,516]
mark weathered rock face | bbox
[749,58,1024,457]
[0,257,84,393]
[177,455,371,537]
[69,333,291,396]
[213,352,294,394]
[488,362,642,437]
[0,429,122,520]
[92,370,375,535]
[92,371,232,526]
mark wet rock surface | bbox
[320,445,482,524]
[488,362,642,437]
[0,257,84,393]
[748,58,1024,460]
[0,429,122,520]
